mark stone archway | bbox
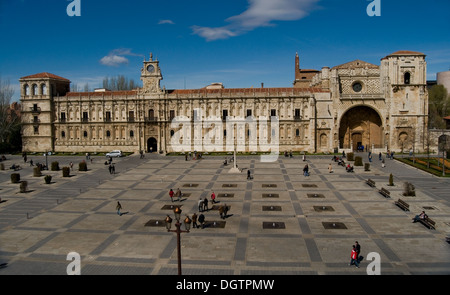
[147,137,157,153]
[339,106,383,151]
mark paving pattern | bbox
[0,152,449,275]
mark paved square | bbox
[0,153,449,275]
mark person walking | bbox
[247,169,252,180]
[303,164,309,176]
[192,213,198,228]
[355,241,361,262]
[198,198,204,212]
[328,163,333,173]
[175,188,182,201]
[349,245,360,268]
[211,191,216,204]
[169,189,174,202]
[116,201,122,216]
[198,213,205,229]
[219,204,225,219]
[203,197,209,212]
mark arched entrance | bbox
[147,137,157,153]
[339,106,383,151]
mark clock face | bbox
[352,82,362,92]
[147,65,155,73]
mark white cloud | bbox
[99,48,143,67]
[192,0,319,41]
[158,19,175,25]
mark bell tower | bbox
[140,53,163,93]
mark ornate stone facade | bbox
[19,51,429,154]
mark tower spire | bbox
[295,52,300,81]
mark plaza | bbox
[0,152,449,275]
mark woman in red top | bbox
[211,191,216,204]
[169,189,174,202]
[349,245,360,268]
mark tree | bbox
[0,77,21,152]
[429,85,450,129]
[102,75,138,91]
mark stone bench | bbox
[419,217,436,230]
[379,187,390,198]
[366,179,376,187]
[394,198,409,211]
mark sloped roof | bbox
[332,59,379,70]
[20,72,70,82]
[387,50,425,56]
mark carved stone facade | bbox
[19,51,429,154]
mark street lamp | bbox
[165,207,191,275]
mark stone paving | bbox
[0,152,449,275]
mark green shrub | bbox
[11,173,20,183]
[51,161,60,171]
[79,161,88,171]
[62,167,70,177]
[403,182,415,196]
[364,163,370,171]
[20,181,28,193]
[389,173,394,186]
[347,152,354,161]
[44,175,52,184]
[33,167,42,177]
[354,156,363,166]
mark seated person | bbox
[346,164,354,172]
[412,211,427,223]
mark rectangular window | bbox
[105,111,111,122]
[82,112,88,122]
[169,110,175,120]
[33,126,39,134]
[247,109,252,117]
[222,109,228,121]
[60,112,66,122]
[128,111,135,122]
[271,109,276,117]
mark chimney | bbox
[261,82,264,88]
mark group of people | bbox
[169,188,183,202]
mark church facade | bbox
[19,50,429,155]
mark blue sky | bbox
[1,0,450,102]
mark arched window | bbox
[170,130,175,137]
[404,72,411,85]
[32,84,38,95]
[61,131,66,138]
[24,84,30,96]
[41,84,47,95]
[106,130,111,137]
[83,131,88,138]
[129,130,134,137]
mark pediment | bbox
[333,60,379,70]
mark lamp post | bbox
[165,207,191,275]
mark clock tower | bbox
[141,53,163,93]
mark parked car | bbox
[106,150,122,157]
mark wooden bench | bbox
[366,179,376,187]
[419,217,436,230]
[379,187,391,198]
[394,198,409,211]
